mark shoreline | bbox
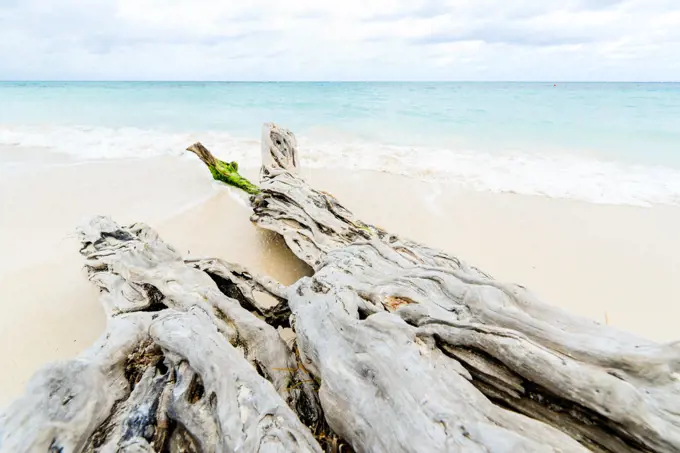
[3,126,680,207]
[1,156,680,407]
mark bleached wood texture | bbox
[1,123,679,453]
[250,123,680,453]
[0,218,329,452]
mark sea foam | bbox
[1,124,680,207]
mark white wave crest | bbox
[2,124,680,207]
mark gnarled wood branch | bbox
[187,142,260,194]
[248,124,680,453]
[2,123,679,453]
[0,217,330,452]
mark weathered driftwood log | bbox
[0,217,330,452]
[2,123,680,453]
[247,124,680,453]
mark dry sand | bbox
[1,155,680,407]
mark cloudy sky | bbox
[0,0,678,81]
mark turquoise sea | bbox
[1,82,680,205]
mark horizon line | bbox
[1,80,679,83]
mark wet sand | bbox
[1,156,680,407]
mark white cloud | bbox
[0,0,678,80]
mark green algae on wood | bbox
[209,159,260,195]
[187,142,260,194]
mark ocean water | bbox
[1,81,680,206]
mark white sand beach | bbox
[1,154,680,408]
[4,1,680,447]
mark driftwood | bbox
[1,123,679,453]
